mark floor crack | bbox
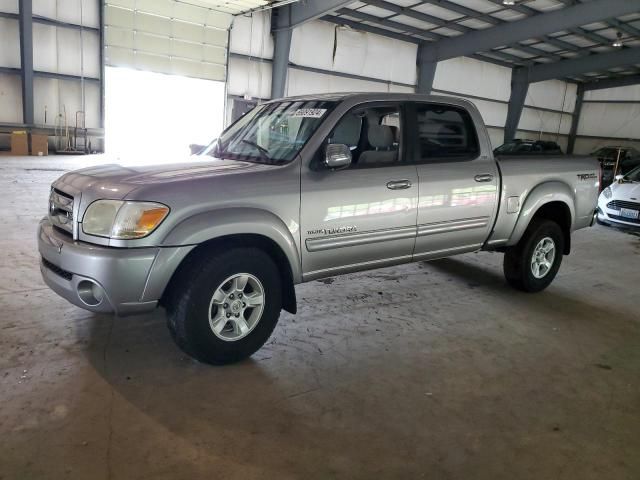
[103,317,115,480]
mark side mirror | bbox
[324,144,352,170]
[615,174,625,182]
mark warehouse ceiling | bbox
[321,0,640,83]
[184,0,294,15]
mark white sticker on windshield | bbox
[291,108,327,118]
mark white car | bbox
[597,165,640,228]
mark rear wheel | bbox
[503,219,564,293]
[166,247,282,365]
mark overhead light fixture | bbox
[503,0,516,4]
[613,32,623,48]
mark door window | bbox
[327,104,403,168]
[414,104,479,162]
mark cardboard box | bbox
[31,134,49,156]
[11,131,29,156]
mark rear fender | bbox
[506,182,575,247]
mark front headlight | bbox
[602,187,612,199]
[82,200,169,239]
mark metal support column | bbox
[416,42,436,94]
[18,0,34,126]
[99,0,105,131]
[567,83,584,154]
[271,9,292,99]
[504,68,529,143]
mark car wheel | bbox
[166,247,282,365]
[503,219,564,293]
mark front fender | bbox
[506,181,575,247]
[161,207,302,283]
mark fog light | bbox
[77,280,104,306]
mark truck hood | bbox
[53,158,272,199]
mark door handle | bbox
[474,174,494,183]
[386,180,412,190]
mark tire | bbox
[503,219,564,293]
[166,247,282,365]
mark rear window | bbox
[415,104,479,161]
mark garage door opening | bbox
[105,67,225,161]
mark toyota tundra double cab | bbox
[39,93,599,364]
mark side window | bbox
[415,104,479,161]
[327,104,402,168]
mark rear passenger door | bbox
[409,102,499,260]
[300,102,419,280]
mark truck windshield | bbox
[202,100,336,165]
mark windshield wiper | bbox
[241,139,271,159]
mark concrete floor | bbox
[1,155,639,480]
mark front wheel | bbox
[503,219,564,293]
[166,247,282,365]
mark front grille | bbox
[42,257,73,281]
[607,214,640,225]
[607,200,640,211]
[49,188,74,235]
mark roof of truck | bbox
[266,92,475,105]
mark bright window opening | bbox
[105,67,225,161]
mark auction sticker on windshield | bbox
[292,108,327,118]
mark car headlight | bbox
[82,200,169,239]
[602,187,612,199]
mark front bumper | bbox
[38,218,190,316]
[596,205,640,229]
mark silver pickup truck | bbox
[39,93,599,364]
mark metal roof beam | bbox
[322,14,420,44]
[583,74,640,91]
[335,8,440,41]
[339,6,564,63]
[273,0,354,30]
[420,0,640,62]
[525,47,640,83]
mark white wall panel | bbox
[0,0,18,13]
[33,0,99,27]
[389,84,415,93]
[486,127,505,149]
[578,103,640,139]
[34,77,100,128]
[230,11,273,59]
[0,18,20,68]
[519,107,572,135]
[584,85,640,102]
[286,68,392,97]
[289,21,417,86]
[289,21,335,72]
[434,57,511,102]
[526,79,576,113]
[33,24,100,78]
[0,73,22,123]
[33,77,58,125]
[432,91,508,128]
[33,24,58,72]
[334,27,417,85]
[227,57,271,99]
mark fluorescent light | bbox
[503,0,516,5]
[613,32,623,48]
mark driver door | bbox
[300,102,418,280]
